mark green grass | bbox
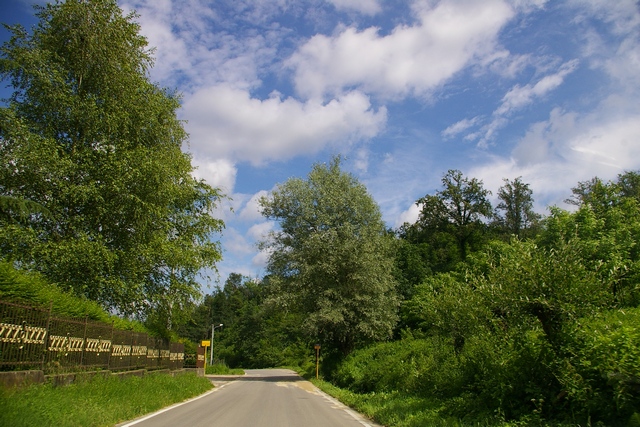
[205,363,244,375]
[309,379,548,427]
[0,372,213,427]
[311,379,460,427]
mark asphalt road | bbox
[117,369,381,427]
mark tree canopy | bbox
[0,0,224,328]
[260,157,399,355]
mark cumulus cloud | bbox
[247,221,275,241]
[122,0,280,91]
[223,228,255,256]
[182,85,387,165]
[191,157,237,195]
[468,104,640,210]
[396,202,421,227]
[288,0,515,99]
[238,191,269,222]
[251,249,271,269]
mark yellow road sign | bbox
[201,340,210,347]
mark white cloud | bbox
[442,116,482,139]
[122,0,280,91]
[327,0,381,15]
[247,221,275,241]
[288,0,515,99]
[495,59,579,116]
[470,105,640,210]
[458,59,580,147]
[354,148,369,172]
[396,202,421,227]
[191,157,237,194]
[251,249,271,269]
[238,191,270,222]
[223,228,255,256]
[182,85,387,165]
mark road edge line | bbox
[117,381,235,426]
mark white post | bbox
[210,323,223,366]
[210,324,214,366]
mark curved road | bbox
[117,369,381,427]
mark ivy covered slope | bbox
[0,260,144,331]
[0,0,224,336]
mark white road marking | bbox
[118,381,234,427]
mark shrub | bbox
[561,308,640,424]
[333,337,463,398]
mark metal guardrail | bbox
[0,300,184,373]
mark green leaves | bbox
[0,0,224,330]
[261,157,399,355]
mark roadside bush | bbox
[333,337,463,398]
[560,307,640,425]
[454,330,559,422]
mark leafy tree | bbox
[181,273,309,369]
[402,272,490,353]
[0,0,224,329]
[494,177,541,238]
[393,239,432,300]
[565,176,618,212]
[413,169,492,264]
[617,170,640,201]
[260,157,399,356]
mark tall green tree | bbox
[414,169,492,263]
[494,177,541,238]
[0,0,224,327]
[260,157,399,356]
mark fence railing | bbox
[0,300,184,373]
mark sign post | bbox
[201,340,210,371]
[196,345,206,376]
[314,344,321,379]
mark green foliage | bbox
[539,193,640,306]
[493,177,541,239]
[472,239,612,347]
[333,337,463,398]
[179,274,311,369]
[312,380,463,427]
[0,260,144,331]
[260,157,399,355]
[205,363,244,375]
[0,372,212,427]
[0,195,50,224]
[402,272,490,352]
[0,0,224,329]
[560,308,640,423]
[354,211,638,424]
[416,169,493,261]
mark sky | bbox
[2,0,640,292]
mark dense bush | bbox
[560,308,640,424]
[333,337,463,397]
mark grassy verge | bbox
[205,363,244,375]
[311,379,467,427]
[0,372,213,427]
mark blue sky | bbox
[3,0,640,291]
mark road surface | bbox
[117,368,381,427]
